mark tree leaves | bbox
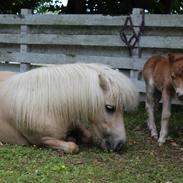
[0,0,182,14]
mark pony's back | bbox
[0,63,138,130]
[0,64,106,127]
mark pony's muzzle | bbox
[113,140,127,152]
[101,138,127,153]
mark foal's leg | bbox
[154,90,161,112]
[158,90,171,145]
[145,81,158,140]
[41,137,79,153]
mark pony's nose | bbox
[101,138,127,153]
[113,140,127,153]
[177,92,183,101]
[101,137,112,151]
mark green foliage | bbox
[173,0,183,13]
[35,0,64,14]
[67,0,183,15]
[0,0,38,14]
[0,104,183,183]
[0,0,182,14]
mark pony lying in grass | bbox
[0,71,16,82]
[143,54,183,145]
[0,63,139,153]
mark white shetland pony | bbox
[0,63,139,153]
[0,71,17,82]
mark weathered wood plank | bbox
[23,34,125,46]
[140,36,183,49]
[0,34,125,47]
[0,62,20,72]
[1,33,182,50]
[0,13,182,28]
[24,14,128,26]
[145,14,183,28]
[0,14,127,26]
[132,80,145,93]
[20,9,32,72]
[0,34,19,43]
[0,15,23,25]
[0,51,146,70]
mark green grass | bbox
[0,104,183,183]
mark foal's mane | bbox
[169,54,183,76]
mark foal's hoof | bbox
[158,142,163,146]
[158,138,166,146]
[0,141,3,146]
[151,134,158,141]
[150,130,158,140]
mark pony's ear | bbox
[98,74,109,92]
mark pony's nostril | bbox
[114,140,126,153]
[101,139,112,151]
[101,138,127,152]
[105,140,111,150]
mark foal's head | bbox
[169,54,183,101]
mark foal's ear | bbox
[168,54,175,64]
[171,72,176,80]
[169,53,183,63]
[98,74,109,91]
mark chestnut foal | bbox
[143,54,183,145]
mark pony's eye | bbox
[105,105,116,113]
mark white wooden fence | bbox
[0,9,182,98]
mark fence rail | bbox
[0,14,183,27]
[0,9,182,100]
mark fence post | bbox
[20,9,32,72]
[130,8,144,81]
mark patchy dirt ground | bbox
[0,104,183,183]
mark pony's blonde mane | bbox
[0,63,138,130]
[88,64,139,110]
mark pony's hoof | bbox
[66,142,79,153]
[0,141,3,146]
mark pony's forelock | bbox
[89,64,139,111]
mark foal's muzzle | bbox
[101,138,127,153]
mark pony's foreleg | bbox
[66,123,93,145]
[77,123,93,145]
[145,82,158,140]
[41,137,79,153]
[158,90,171,145]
